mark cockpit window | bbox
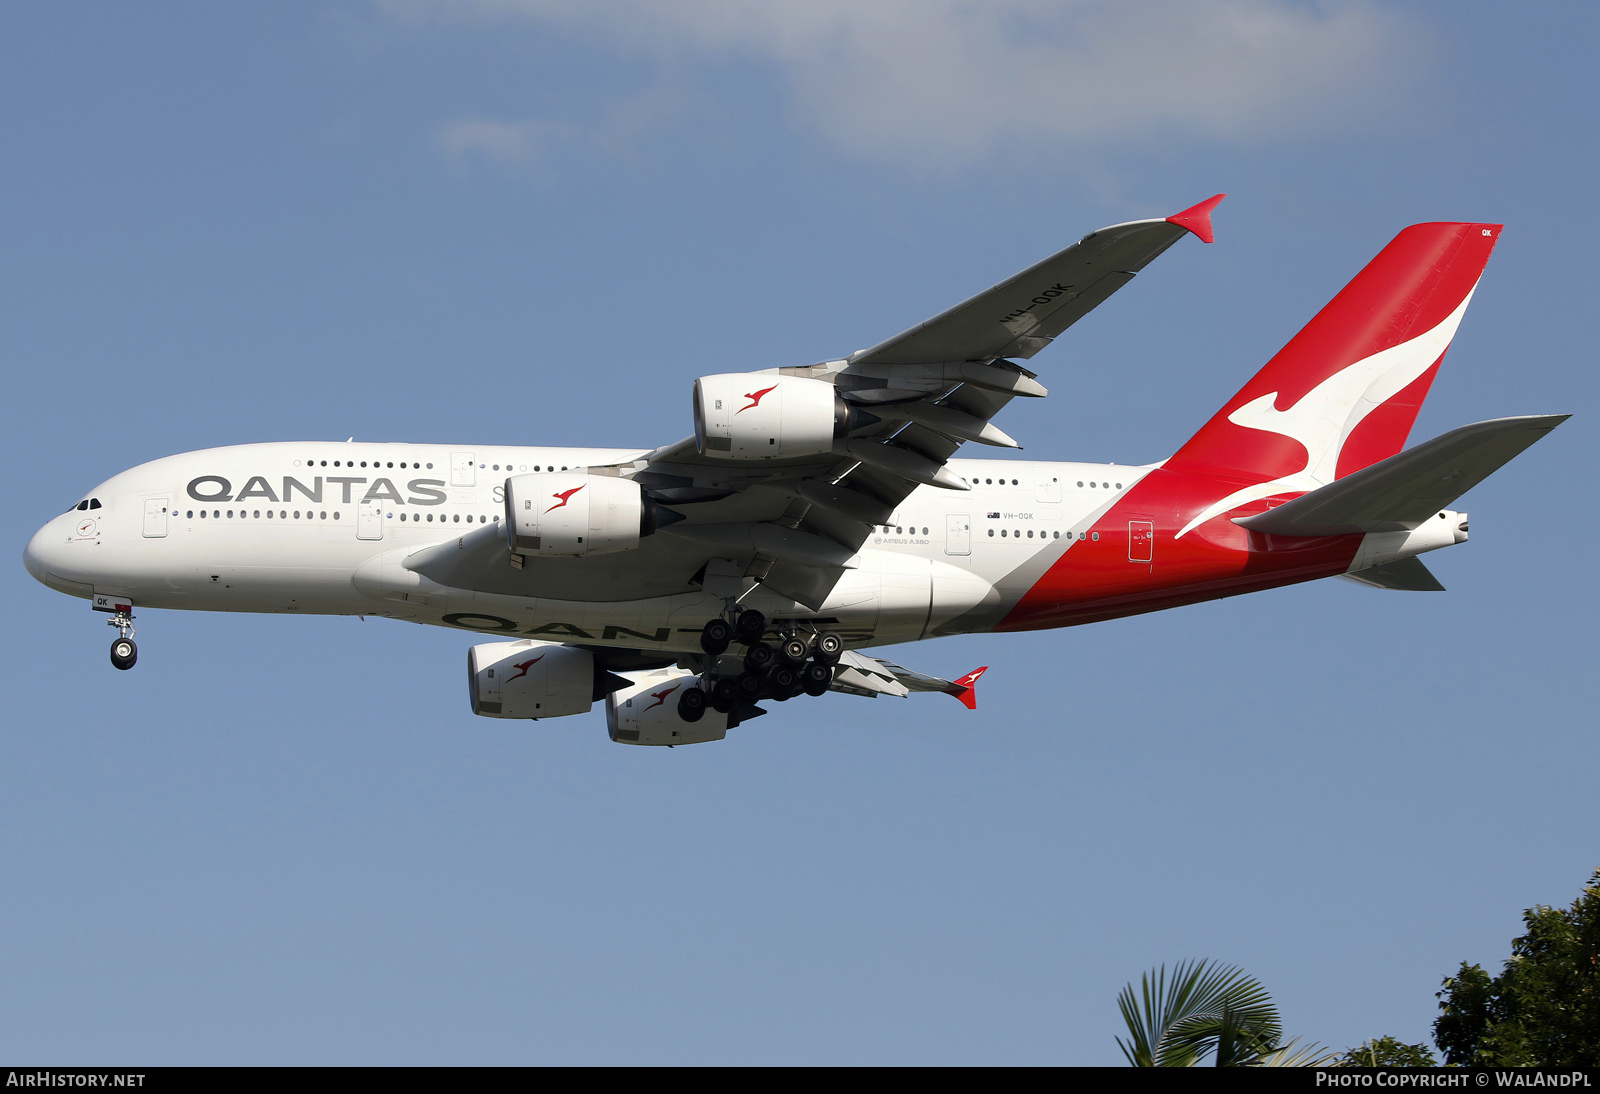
[89,499,102,509]
[74,500,89,511]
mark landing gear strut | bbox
[107,607,137,670]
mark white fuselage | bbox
[26,442,1150,651]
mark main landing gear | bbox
[679,608,844,723]
[107,607,137,670]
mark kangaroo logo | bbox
[504,654,545,683]
[1176,287,1478,538]
[737,384,779,414]
[642,683,680,711]
[546,486,584,514]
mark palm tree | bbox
[1117,960,1336,1066]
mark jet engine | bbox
[605,669,729,746]
[503,473,680,557]
[693,373,875,459]
[468,639,602,719]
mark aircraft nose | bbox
[23,516,73,588]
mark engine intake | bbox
[605,669,729,746]
[467,640,599,719]
[503,473,680,557]
[693,373,875,460]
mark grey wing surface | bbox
[408,200,1221,611]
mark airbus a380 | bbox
[24,197,1566,746]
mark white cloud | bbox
[394,0,1424,167]
[434,117,568,165]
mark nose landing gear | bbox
[106,606,137,670]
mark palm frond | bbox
[1257,1037,1341,1067]
[1116,960,1283,1066]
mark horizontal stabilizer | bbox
[1340,556,1446,592]
[1235,415,1568,536]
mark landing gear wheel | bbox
[711,678,740,713]
[734,609,766,646]
[677,686,708,722]
[736,673,763,700]
[802,662,832,695]
[815,632,844,664]
[700,618,733,656]
[744,642,776,674]
[110,638,137,671]
[780,636,810,665]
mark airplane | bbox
[23,196,1567,746]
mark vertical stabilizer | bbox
[1166,222,1502,537]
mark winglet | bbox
[1167,194,1226,244]
[944,667,988,710]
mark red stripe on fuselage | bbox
[998,467,1361,631]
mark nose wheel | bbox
[110,637,137,670]
[106,607,138,670]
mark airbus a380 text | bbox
[24,197,1566,745]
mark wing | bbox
[407,198,1222,612]
[850,193,1224,367]
[629,197,1224,609]
[830,652,987,708]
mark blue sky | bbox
[3,1,1596,1064]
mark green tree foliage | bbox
[1433,869,1600,1066]
[1117,960,1334,1066]
[1335,1036,1437,1067]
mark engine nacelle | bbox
[693,373,854,460]
[605,669,728,746]
[468,640,597,719]
[504,473,671,557]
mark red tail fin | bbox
[1168,223,1502,487]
